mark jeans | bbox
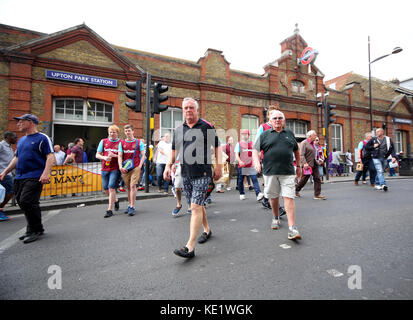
[237,167,261,196]
[101,170,120,190]
[156,163,169,191]
[373,158,387,186]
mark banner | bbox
[41,163,102,197]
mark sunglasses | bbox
[271,117,284,120]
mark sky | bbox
[0,0,411,82]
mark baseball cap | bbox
[13,114,39,124]
[240,129,250,135]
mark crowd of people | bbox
[0,103,403,253]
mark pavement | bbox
[3,173,412,216]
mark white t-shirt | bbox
[156,140,172,164]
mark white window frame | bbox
[53,98,114,126]
[241,115,259,143]
[395,130,403,154]
[331,124,343,152]
[285,120,308,139]
[159,107,183,138]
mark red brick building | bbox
[1,23,412,156]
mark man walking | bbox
[164,97,222,258]
[118,124,145,216]
[0,114,55,243]
[252,110,302,240]
[96,125,121,218]
[0,131,18,221]
[354,132,376,186]
[365,128,396,191]
[295,130,326,200]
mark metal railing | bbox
[41,162,104,200]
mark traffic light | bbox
[152,82,168,114]
[324,103,336,127]
[125,80,142,112]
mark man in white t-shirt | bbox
[156,133,172,194]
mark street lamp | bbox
[368,36,402,131]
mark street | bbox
[0,179,412,300]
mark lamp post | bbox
[368,36,402,131]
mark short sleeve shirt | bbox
[71,145,84,163]
[172,118,219,178]
[0,140,15,177]
[15,132,53,180]
[254,128,298,175]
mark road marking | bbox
[279,244,291,249]
[327,269,344,277]
[0,210,61,255]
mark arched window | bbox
[291,80,305,94]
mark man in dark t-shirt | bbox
[253,110,302,241]
[164,97,222,259]
[64,138,84,164]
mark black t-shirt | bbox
[254,128,298,175]
[172,118,219,178]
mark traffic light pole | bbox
[144,73,151,193]
[323,96,329,181]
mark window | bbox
[160,107,183,138]
[291,80,305,94]
[331,124,343,152]
[285,120,308,139]
[395,130,403,154]
[241,115,259,143]
[54,98,113,125]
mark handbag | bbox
[303,166,313,176]
[122,139,139,172]
[356,163,364,171]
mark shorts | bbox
[183,176,211,206]
[174,164,183,189]
[263,175,295,199]
[101,170,120,190]
[0,175,14,195]
[122,167,141,189]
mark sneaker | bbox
[186,209,192,215]
[119,187,126,192]
[128,207,135,216]
[173,246,195,259]
[313,195,327,200]
[249,186,254,191]
[198,230,212,244]
[114,200,119,211]
[262,197,271,209]
[383,185,388,192]
[362,181,367,184]
[288,226,302,240]
[0,210,9,221]
[240,195,246,200]
[271,217,280,230]
[375,185,383,190]
[104,210,113,218]
[172,205,182,217]
[226,187,231,191]
[23,232,40,244]
[138,186,145,191]
[124,206,130,214]
[206,198,212,204]
[279,206,286,218]
[256,192,264,201]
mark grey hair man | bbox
[253,110,303,240]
